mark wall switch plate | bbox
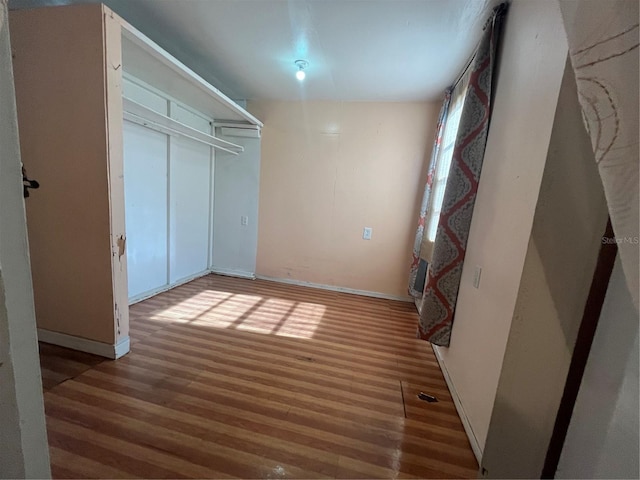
[241,216,249,226]
[363,227,372,240]
[473,266,482,289]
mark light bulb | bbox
[294,60,308,81]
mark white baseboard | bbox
[255,275,413,302]
[210,268,256,280]
[37,329,130,360]
[113,336,130,359]
[128,268,255,306]
[432,344,483,464]
[129,269,213,305]
[129,284,172,305]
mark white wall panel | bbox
[212,133,260,276]
[123,76,167,115]
[169,136,211,283]
[123,120,169,298]
[171,102,210,133]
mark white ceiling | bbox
[9,0,498,102]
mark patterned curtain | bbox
[408,92,451,298]
[418,4,507,346]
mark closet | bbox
[9,3,262,359]
[122,75,225,301]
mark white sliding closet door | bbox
[169,136,211,284]
[123,120,168,298]
[123,77,218,302]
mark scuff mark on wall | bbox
[116,235,126,258]
[115,302,121,336]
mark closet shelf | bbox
[123,97,244,155]
[120,21,262,127]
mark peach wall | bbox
[249,100,439,299]
[433,0,569,459]
[10,5,118,344]
[481,56,609,476]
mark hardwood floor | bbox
[41,274,479,479]
[38,343,105,391]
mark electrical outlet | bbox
[241,216,249,226]
[473,266,482,289]
[363,227,372,240]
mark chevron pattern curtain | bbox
[418,4,507,346]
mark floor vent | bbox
[417,392,438,403]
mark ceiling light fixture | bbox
[295,59,308,81]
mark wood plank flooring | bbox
[41,274,479,479]
[38,343,105,391]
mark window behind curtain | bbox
[424,67,472,246]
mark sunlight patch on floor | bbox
[142,289,327,339]
[192,294,263,328]
[150,291,233,322]
[234,298,296,335]
[224,298,326,339]
[272,302,326,339]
